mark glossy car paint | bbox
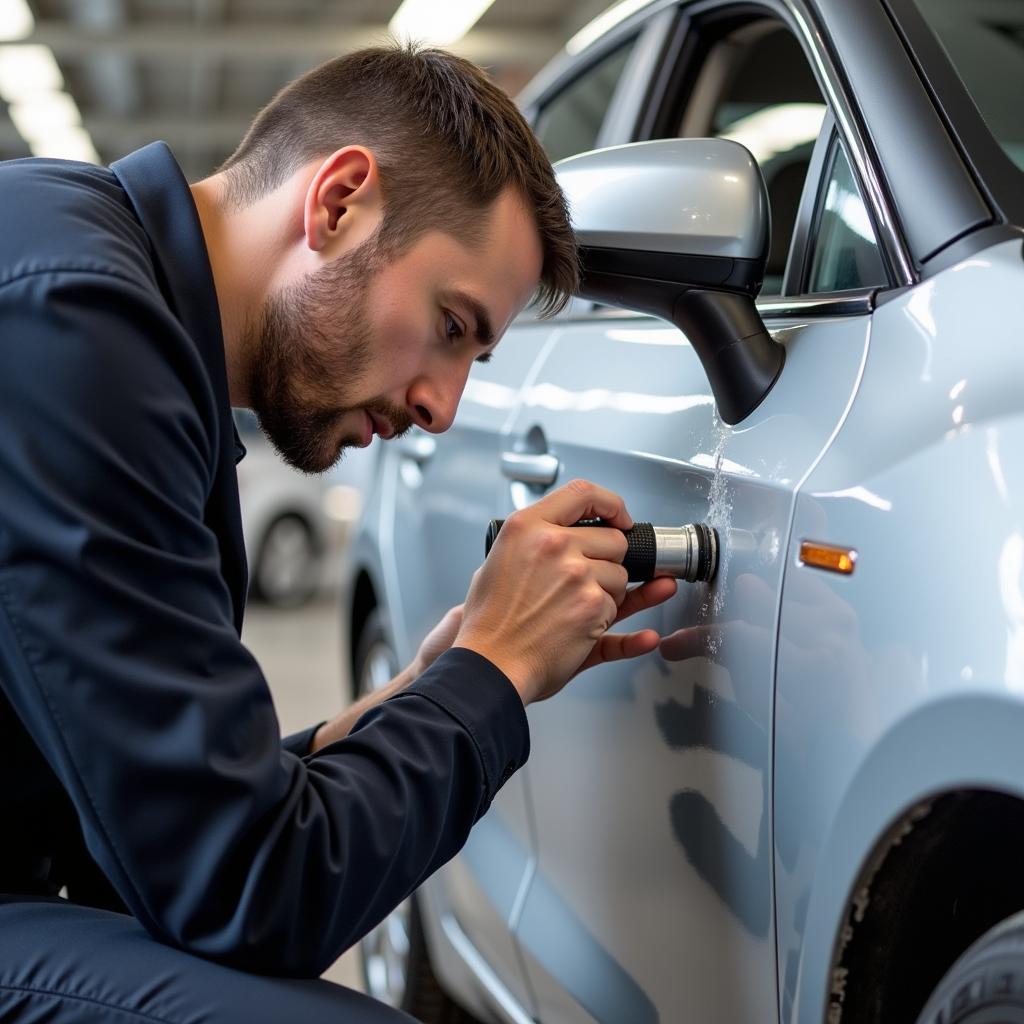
[775,238,1024,1022]
[500,304,868,1022]
[557,138,769,258]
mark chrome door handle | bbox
[398,434,436,464]
[500,452,560,486]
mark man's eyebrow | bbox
[446,290,494,346]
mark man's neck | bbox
[189,174,304,408]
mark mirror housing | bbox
[556,138,784,424]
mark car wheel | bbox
[253,514,318,607]
[916,909,1024,1022]
[354,608,400,699]
[361,893,481,1024]
[354,610,481,1024]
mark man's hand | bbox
[453,479,678,705]
[410,603,464,677]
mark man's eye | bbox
[444,312,464,341]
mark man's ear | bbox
[303,146,382,255]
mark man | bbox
[0,45,678,1022]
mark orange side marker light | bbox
[799,541,857,575]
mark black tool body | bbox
[484,518,718,583]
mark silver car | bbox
[343,0,1024,1020]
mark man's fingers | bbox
[577,629,662,673]
[612,576,678,624]
[440,603,464,628]
[589,560,629,605]
[574,526,629,563]
[534,478,633,530]
[659,624,719,661]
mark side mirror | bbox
[555,138,784,424]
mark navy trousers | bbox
[0,897,416,1023]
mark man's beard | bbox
[246,236,413,473]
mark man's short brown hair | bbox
[219,43,578,316]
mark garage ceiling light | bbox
[28,125,100,163]
[8,90,100,163]
[8,90,81,141]
[0,45,64,101]
[389,0,497,47]
[0,0,33,41]
[0,20,101,164]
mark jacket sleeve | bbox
[0,269,529,976]
[281,724,321,757]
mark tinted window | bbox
[669,22,826,294]
[534,41,636,164]
[808,142,887,293]
[914,0,1024,170]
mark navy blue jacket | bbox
[0,143,529,976]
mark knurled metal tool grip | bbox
[484,519,718,584]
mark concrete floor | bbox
[240,592,364,992]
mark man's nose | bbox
[408,372,466,435]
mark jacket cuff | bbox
[390,647,530,798]
[281,723,322,758]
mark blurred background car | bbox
[234,408,372,607]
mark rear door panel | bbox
[390,323,556,1011]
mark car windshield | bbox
[913,0,1024,170]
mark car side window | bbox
[667,20,827,296]
[807,141,888,294]
[534,40,637,164]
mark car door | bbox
[386,23,661,1013]
[502,7,891,1023]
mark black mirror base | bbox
[671,290,785,424]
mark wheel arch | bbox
[792,692,1024,1022]
[826,788,1024,1023]
[348,568,380,677]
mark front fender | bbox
[774,239,1024,1023]
[787,693,1024,1022]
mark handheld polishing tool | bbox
[485,519,719,584]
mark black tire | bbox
[252,513,318,607]
[916,910,1024,1023]
[354,612,481,1023]
[353,608,400,699]
[360,893,481,1024]
[406,896,484,1024]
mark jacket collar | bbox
[110,141,249,630]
